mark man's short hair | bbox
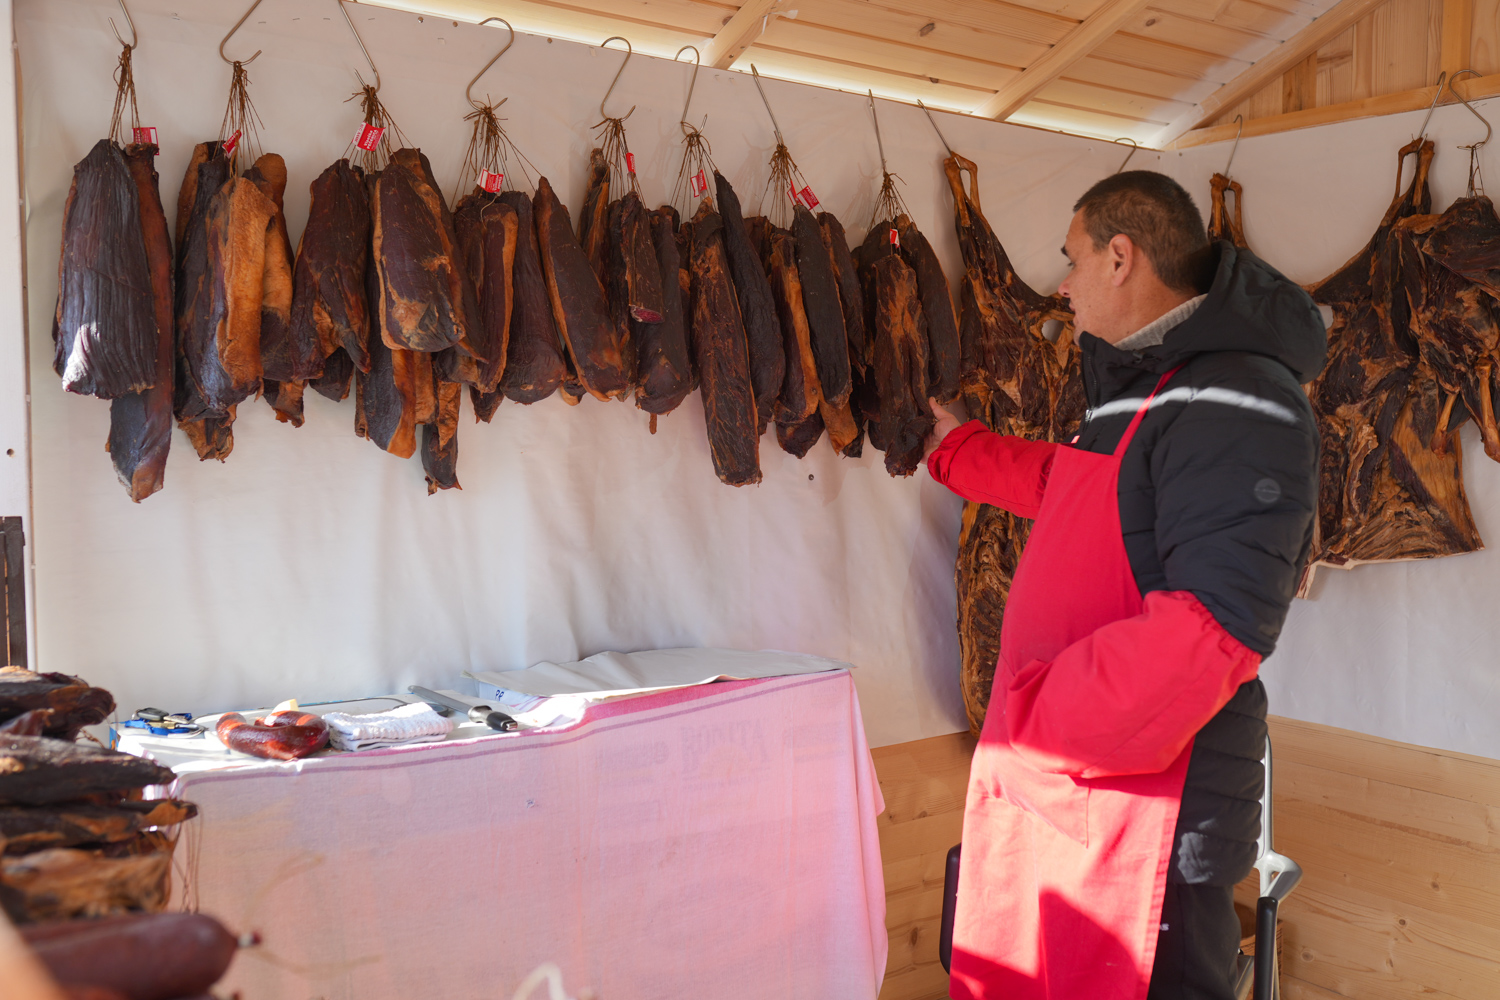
[1073,170,1212,294]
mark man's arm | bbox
[1003,375,1317,779]
[923,400,1058,518]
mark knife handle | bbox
[470,706,519,732]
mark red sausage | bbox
[216,710,329,761]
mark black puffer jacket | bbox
[1071,242,1326,884]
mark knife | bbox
[408,686,520,732]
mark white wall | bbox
[1168,106,1500,759]
[14,0,1151,748]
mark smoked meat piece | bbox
[497,190,567,405]
[534,176,632,400]
[244,155,303,424]
[617,191,665,324]
[172,144,233,433]
[421,379,462,493]
[453,190,518,394]
[792,205,851,408]
[355,237,421,459]
[53,140,158,398]
[1208,173,1247,248]
[601,198,641,387]
[870,254,932,477]
[821,396,860,455]
[818,212,868,373]
[289,160,371,374]
[107,143,174,501]
[762,226,822,425]
[0,736,174,806]
[714,171,784,432]
[311,347,355,402]
[776,408,824,458]
[181,410,235,462]
[0,668,114,741]
[579,148,611,278]
[897,213,961,403]
[689,202,761,485]
[372,148,479,356]
[635,206,693,417]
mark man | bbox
[925,171,1325,1000]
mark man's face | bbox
[1057,210,1116,339]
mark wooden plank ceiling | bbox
[376,0,1495,147]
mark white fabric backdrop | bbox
[15,0,1151,749]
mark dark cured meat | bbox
[173,143,239,454]
[776,408,824,458]
[372,148,479,357]
[534,176,633,400]
[635,206,693,418]
[312,347,355,402]
[53,140,158,399]
[896,213,961,404]
[216,711,329,761]
[421,380,462,493]
[792,205,851,408]
[618,191,665,323]
[243,155,302,425]
[821,396,860,455]
[871,253,932,477]
[453,190,518,394]
[496,190,567,406]
[356,220,421,459]
[818,212,868,373]
[714,172,784,432]
[602,198,641,387]
[181,410,235,462]
[761,226,822,426]
[689,202,761,485]
[1208,173,1247,248]
[579,148,611,278]
[107,144,174,501]
[289,160,371,375]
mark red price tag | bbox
[353,123,386,151]
[222,129,242,156]
[626,152,636,174]
[131,126,158,145]
[799,185,820,210]
[690,169,707,199]
[479,169,504,193]
[889,227,900,247]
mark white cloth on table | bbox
[321,701,455,751]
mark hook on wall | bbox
[220,0,266,65]
[675,45,700,125]
[749,65,785,146]
[466,17,514,111]
[109,0,137,50]
[1414,70,1449,144]
[1113,137,1139,174]
[337,0,381,94]
[1447,69,1491,196]
[1223,114,1243,177]
[917,99,954,156]
[868,91,889,175]
[599,36,635,121]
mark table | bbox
[135,671,887,1000]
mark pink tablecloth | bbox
[167,671,887,1000]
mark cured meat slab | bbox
[453,190,518,395]
[421,379,462,493]
[635,206,693,418]
[1208,173,1247,248]
[896,213,961,404]
[761,225,822,427]
[243,155,303,424]
[870,253,932,477]
[792,206,851,408]
[688,203,761,485]
[290,159,371,378]
[818,212,868,374]
[496,190,567,406]
[715,172,784,431]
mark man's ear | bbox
[1107,233,1135,288]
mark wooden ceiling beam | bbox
[971,0,1157,120]
[1439,0,1474,78]
[704,0,787,70]
[1151,0,1390,146]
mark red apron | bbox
[950,368,1189,1000]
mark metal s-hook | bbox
[675,45,700,125]
[917,99,954,156]
[599,36,635,120]
[1446,69,1492,149]
[1113,137,1139,174]
[220,0,265,65]
[749,64,785,146]
[337,0,381,94]
[466,17,514,112]
[109,0,137,50]
[1224,114,1243,178]
[868,91,889,175]
[1414,70,1448,144]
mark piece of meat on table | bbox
[688,201,761,485]
[715,171,784,433]
[534,176,633,401]
[107,143,174,501]
[53,139,159,400]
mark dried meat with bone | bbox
[453,190,518,395]
[106,143,174,501]
[870,253,932,477]
[372,148,480,360]
[792,205,851,408]
[1207,173,1247,248]
[290,159,371,401]
[715,172,785,432]
[53,140,159,399]
[896,213,961,404]
[494,189,567,408]
[688,201,761,485]
[635,206,693,420]
[240,155,303,425]
[534,176,633,400]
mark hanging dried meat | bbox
[535,176,633,400]
[290,159,371,402]
[688,202,761,485]
[579,148,611,276]
[106,143,174,501]
[715,172,784,431]
[761,224,822,432]
[356,211,422,460]
[1207,173,1247,248]
[243,155,303,425]
[496,190,567,407]
[421,379,462,493]
[896,214,961,404]
[776,408,824,458]
[792,206,851,408]
[818,212,868,374]
[635,206,693,420]
[870,254,932,477]
[53,140,159,399]
[453,190,518,395]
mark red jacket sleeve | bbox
[925,421,1058,519]
[1004,590,1262,780]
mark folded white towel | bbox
[322,701,455,752]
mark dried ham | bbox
[106,143,174,501]
[289,159,371,400]
[53,140,158,398]
[715,172,784,432]
[494,189,567,408]
[243,155,302,425]
[896,214,961,404]
[688,202,761,485]
[870,253,932,477]
[792,206,851,408]
[635,206,693,419]
[453,190,518,395]
[534,176,632,400]
[1207,173,1247,248]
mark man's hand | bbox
[924,398,962,459]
